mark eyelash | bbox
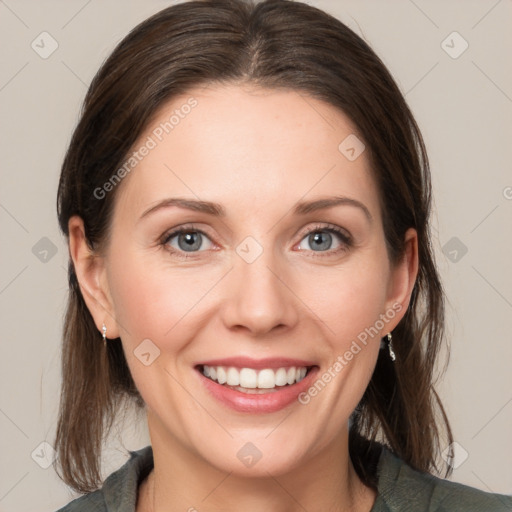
[160,223,352,260]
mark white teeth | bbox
[257,369,275,389]
[275,368,288,386]
[226,367,240,386]
[240,368,257,388]
[201,365,310,389]
[216,367,227,384]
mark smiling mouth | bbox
[195,364,316,393]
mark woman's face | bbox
[74,84,416,476]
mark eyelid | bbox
[297,222,352,242]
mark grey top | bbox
[56,444,512,511]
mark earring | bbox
[387,332,396,361]
[102,323,107,348]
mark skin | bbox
[69,84,418,512]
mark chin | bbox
[194,435,310,478]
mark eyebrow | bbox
[293,196,372,222]
[139,198,225,220]
[138,195,372,222]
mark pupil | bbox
[311,231,331,251]
[179,232,201,251]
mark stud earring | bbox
[102,323,107,348]
[387,332,396,361]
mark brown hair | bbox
[54,0,453,493]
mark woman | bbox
[53,0,511,510]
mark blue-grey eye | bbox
[164,229,213,252]
[298,229,346,252]
[178,232,202,251]
[309,231,332,251]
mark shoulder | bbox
[55,445,153,512]
[373,445,512,512]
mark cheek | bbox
[107,249,222,346]
[297,253,392,345]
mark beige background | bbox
[0,0,511,510]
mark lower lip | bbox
[196,366,319,413]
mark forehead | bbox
[112,84,379,223]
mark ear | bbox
[68,215,120,339]
[384,227,419,331]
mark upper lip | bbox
[195,357,317,370]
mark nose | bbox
[220,247,299,337]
